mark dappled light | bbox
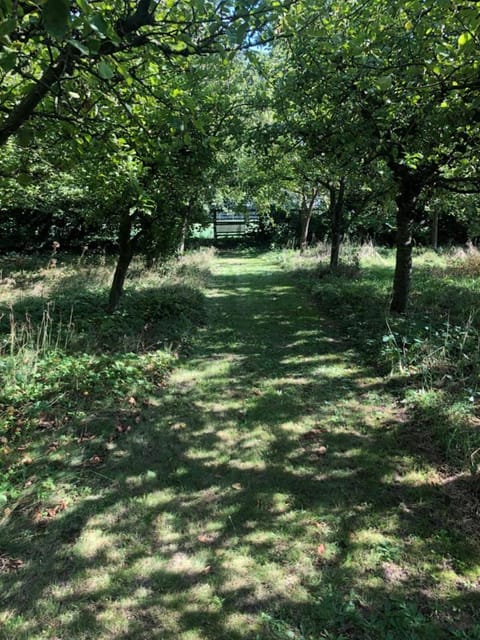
[2,253,479,639]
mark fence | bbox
[213,211,260,239]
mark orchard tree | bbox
[275,0,480,311]
[0,0,287,146]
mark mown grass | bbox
[1,249,480,640]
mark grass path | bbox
[2,252,480,639]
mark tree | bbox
[0,0,285,146]
[271,0,480,310]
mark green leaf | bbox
[16,126,33,147]
[88,13,108,37]
[43,0,70,39]
[0,50,16,71]
[76,0,90,12]
[97,60,114,79]
[377,75,392,91]
[0,17,16,37]
[67,39,90,55]
[0,0,13,20]
[17,173,33,186]
[458,32,472,47]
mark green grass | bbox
[278,243,480,473]
[0,250,211,521]
[1,249,480,639]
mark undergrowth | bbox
[279,242,480,474]
[0,249,212,513]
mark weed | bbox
[0,250,211,511]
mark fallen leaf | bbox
[128,396,137,405]
[231,483,242,490]
[88,455,102,466]
[301,428,324,440]
[21,455,33,465]
[0,555,24,573]
[45,501,67,519]
[197,534,215,544]
[314,446,327,456]
[202,564,212,574]
[115,424,131,434]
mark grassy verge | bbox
[0,249,212,527]
[276,243,480,475]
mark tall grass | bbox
[278,242,480,473]
[0,249,213,508]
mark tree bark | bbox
[329,177,345,271]
[178,204,190,254]
[108,211,135,313]
[299,195,310,253]
[390,175,422,313]
[299,189,317,253]
[431,209,439,250]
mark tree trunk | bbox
[299,189,317,253]
[178,205,190,255]
[213,209,218,242]
[0,2,155,147]
[431,209,439,250]
[108,211,134,313]
[390,176,422,313]
[329,177,346,271]
[299,195,310,253]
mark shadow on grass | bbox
[1,258,480,639]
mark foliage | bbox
[2,251,479,640]
[0,250,211,510]
[288,244,480,472]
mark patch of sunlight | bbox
[351,529,393,546]
[243,530,279,545]
[270,492,292,514]
[399,468,440,486]
[165,552,209,576]
[279,418,316,434]
[125,469,159,488]
[132,586,152,600]
[76,569,112,595]
[131,555,166,579]
[294,329,319,337]
[74,527,120,561]
[224,612,261,636]
[97,606,130,635]
[154,513,184,546]
[256,562,308,600]
[228,459,267,472]
[280,355,325,365]
[183,585,221,612]
[197,398,243,412]
[216,427,240,444]
[335,447,368,459]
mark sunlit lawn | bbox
[1,251,480,639]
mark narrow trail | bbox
[5,253,478,640]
